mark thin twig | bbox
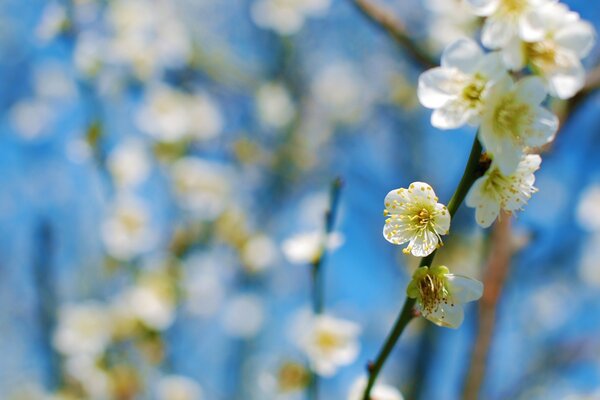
[462,214,513,400]
[352,0,437,70]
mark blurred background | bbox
[1,0,600,399]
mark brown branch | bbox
[462,213,514,400]
[352,0,437,70]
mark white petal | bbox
[465,0,499,16]
[519,9,548,42]
[501,38,526,70]
[514,76,547,105]
[406,182,439,204]
[474,193,501,228]
[478,52,507,80]
[465,176,486,208]
[431,100,470,129]
[481,16,516,49]
[441,38,483,73]
[478,119,522,175]
[409,230,439,257]
[383,219,412,246]
[524,106,559,147]
[554,21,596,58]
[424,302,464,328]
[546,63,586,99]
[418,68,464,109]
[433,203,451,234]
[447,275,484,303]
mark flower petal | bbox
[433,203,450,234]
[447,275,484,303]
[465,0,498,16]
[474,191,501,227]
[418,68,464,108]
[424,302,464,328]
[501,38,526,71]
[441,38,483,74]
[383,218,412,246]
[546,61,586,99]
[481,15,516,49]
[514,76,547,105]
[554,20,596,58]
[431,100,470,129]
[519,9,548,42]
[524,106,559,147]
[408,230,439,257]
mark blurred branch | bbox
[462,214,513,400]
[352,0,437,70]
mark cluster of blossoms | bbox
[384,0,595,328]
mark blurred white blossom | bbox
[157,375,204,400]
[576,184,600,232]
[256,82,296,129]
[348,377,404,400]
[222,294,266,338]
[241,234,278,273]
[251,0,331,35]
[281,230,344,265]
[53,302,112,357]
[425,0,480,51]
[107,139,152,189]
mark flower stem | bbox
[308,177,344,400]
[362,135,483,400]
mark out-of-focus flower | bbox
[297,314,360,377]
[10,99,56,140]
[465,0,554,51]
[53,302,112,357]
[136,85,222,143]
[101,196,156,260]
[64,355,111,398]
[116,270,177,331]
[418,38,506,129]
[222,294,266,339]
[281,230,344,265]
[502,2,596,99]
[425,0,480,51]
[36,2,67,42]
[576,184,600,232]
[156,375,203,400]
[478,76,557,174]
[241,234,278,273]
[256,82,296,129]
[182,252,228,318]
[312,62,370,124]
[170,157,233,220]
[407,265,483,328]
[33,62,77,101]
[107,139,151,189]
[466,154,541,228]
[347,377,404,400]
[383,182,450,257]
[251,0,331,35]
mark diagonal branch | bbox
[352,0,437,70]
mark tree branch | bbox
[351,0,437,70]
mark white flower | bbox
[478,76,558,174]
[101,196,156,260]
[418,38,507,129]
[53,302,112,357]
[509,2,596,99]
[281,230,344,265]
[169,157,233,220]
[157,375,203,400]
[256,82,296,129]
[107,139,151,189]
[466,154,541,228]
[137,85,222,142]
[251,0,331,35]
[425,0,480,51]
[383,182,451,257]
[297,314,360,377]
[465,0,555,50]
[241,234,278,273]
[348,377,404,400]
[576,184,600,232]
[407,265,483,328]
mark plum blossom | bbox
[251,0,331,35]
[418,38,507,129]
[297,314,360,377]
[383,182,450,257]
[407,265,483,328]
[466,154,541,227]
[156,375,203,400]
[53,302,112,357]
[478,76,558,174]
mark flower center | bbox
[417,273,449,314]
[493,95,531,143]
[499,0,528,15]
[315,330,342,351]
[527,40,558,70]
[462,75,486,107]
[416,208,431,227]
[278,362,310,392]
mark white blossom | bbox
[418,38,507,129]
[53,302,112,357]
[256,82,296,129]
[107,139,151,189]
[281,230,344,265]
[297,314,360,377]
[407,266,483,328]
[347,377,404,400]
[425,0,480,51]
[383,182,451,257]
[157,375,203,400]
[508,2,596,99]
[478,76,558,174]
[222,294,266,339]
[576,184,600,232]
[466,154,541,227]
[251,0,331,35]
